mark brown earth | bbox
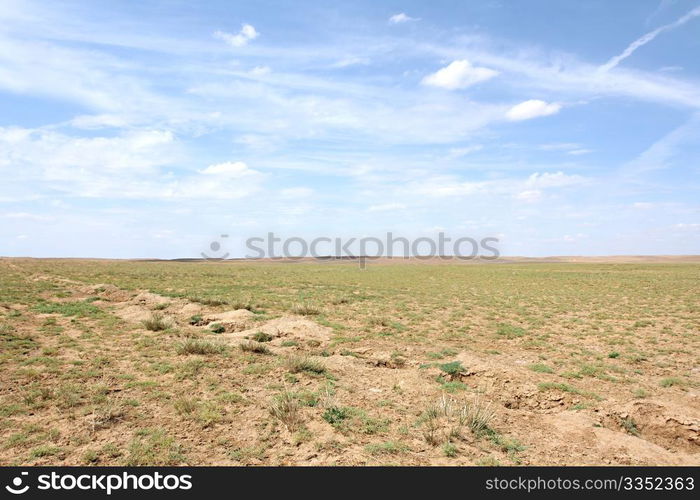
[0,258,697,466]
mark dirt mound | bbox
[204,310,256,332]
[177,303,203,317]
[222,316,332,345]
[604,401,700,453]
[86,286,200,329]
[133,292,171,306]
[365,351,409,369]
[113,305,157,323]
[537,412,696,465]
[503,388,587,412]
[79,284,133,302]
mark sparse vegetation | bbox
[537,382,601,400]
[496,323,527,338]
[209,323,226,334]
[443,442,458,457]
[142,312,171,331]
[1,258,697,466]
[269,391,304,431]
[33,301,101,317]
[174,398,197,415]
[322,406,351,426]
[252,331,273,342]
[421,394,495,447]
[633,388,649,399]
[439,361,465,376]
[189,296,228,306]
[176,339,225,355]
[365,441,408,456]
[188,314,204,325]
[239,340,271,354]
[126,429,185,466]
[660,377,684,388]
[290,303,321,316]
[621,416,640,436]
[285,355,326,374]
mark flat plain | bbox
[0,257,698,465]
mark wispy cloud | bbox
[367,203,406,212]
[330,56,371,68]
[621,113,700,174]
[0,1,698,257]
[0,127,264,200]
[447,145,483,158]
[600,5,700,71]
[538,143,581,151]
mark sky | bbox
[1,0,699,258]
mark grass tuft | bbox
[142,312,171,331]
[252,331,273,342]
[290,303,321,316]
[176,339,225,355]
[269,391,303,431]
[239,340,271,355]
[285,355,326,374]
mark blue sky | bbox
[1,0,699,258]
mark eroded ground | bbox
[0,258,698,465]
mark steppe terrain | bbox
[0,257,698,465]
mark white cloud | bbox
[0,127,176,173]
[401,170,587,201]
[280,187,314,198]
[186,76,507,144]
[249,65,271,76]
[422,60,499,90]
[69,114,132,129]
[213,24,259,47]
[199,161,253,176]
[367,203,406,212]
[0,127,264,200]
[562,234,577,242]
[506,100,561,121]
[513,172,588,203]
[600,6,700,72]
[330,56,370,68]
[407,176,488,197]
[525,171,585,188]
[537,143,591,155]
[621,114,700,175]
[457,45,700,108]
[389,13,419,24]
[1,212,54,222]
[0,35,177,117]
[447,145,483,158]
[515,190,542,203]
[673,223,700,232]
[538,142,581,151]
[181,162,264,199]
